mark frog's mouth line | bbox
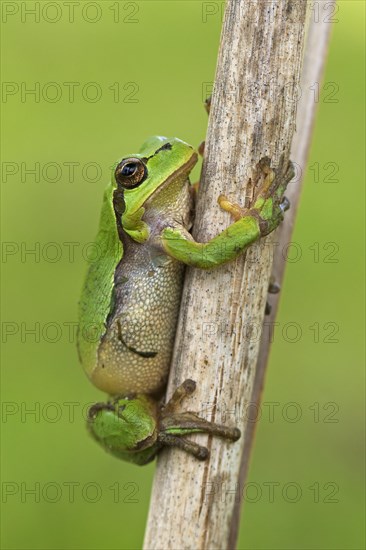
[144,152,198,206]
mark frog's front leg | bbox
[160,157,294,269]
[158,379,241,460]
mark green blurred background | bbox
[1,1,364,549]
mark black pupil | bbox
[122,163,137,177]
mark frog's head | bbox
[87,395,160,465]
[113,136,198,243]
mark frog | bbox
[77,131,294,465]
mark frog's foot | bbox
[159,379,241,460]
[198,141,205,157]
[251,157,294,236]
[218,158,293,229]
[162,378,196,415]
[254,157,294,198]
[265,277,281,315]
[158,433,210,460]
[197,97,211,158]
[268,277,280,294]
[280,196,291,212]
[205,95,211,114]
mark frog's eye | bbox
[115,157,147,189]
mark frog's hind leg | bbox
[159,379,241,460]
[162,379,196,415]
[159,433,209,460]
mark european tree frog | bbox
[78,134,294,465]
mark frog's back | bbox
[77,181,122,378]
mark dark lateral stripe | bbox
[154,142,172,154]
[145,142,173,164]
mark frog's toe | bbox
[218,194,244,221]
[258,156,272,172]
[198,141,205,157]
[280,196,290,212]
[196,446,209,460]
[268,280,280,294]
[204,96,211,114]
[285,160,296,182]
[182,379,196,394]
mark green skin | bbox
[78,124,294,465]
